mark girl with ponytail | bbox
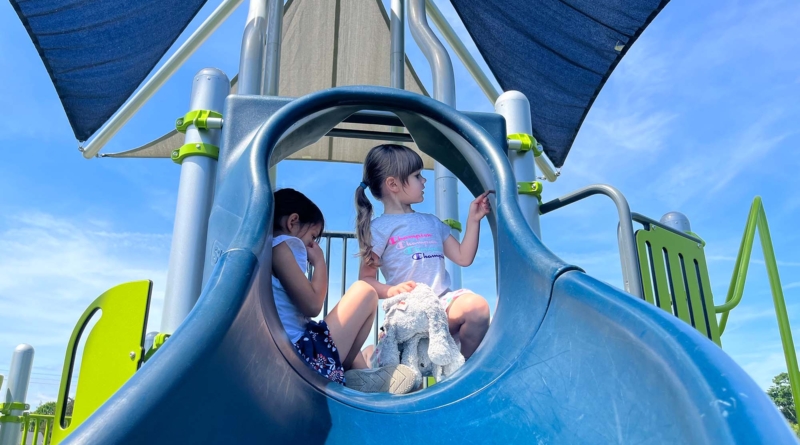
[355,144,492,359]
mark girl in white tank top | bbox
[270,188,415,393]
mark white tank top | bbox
[271,235,310,343]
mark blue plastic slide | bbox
[62,87,794,444]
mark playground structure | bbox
[1,0,798,443]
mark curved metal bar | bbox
[237,16,266,96]
[539,184,644,299]
[424,0,500,103]
[408,0,462,288]
[407,0,455,105]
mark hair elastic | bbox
[359,181,368,189]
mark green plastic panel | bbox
[51,280,152,444]
[636,226,720,345]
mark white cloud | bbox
[0,212,170,402]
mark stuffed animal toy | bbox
[371,284,464,386]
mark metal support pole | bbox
[0,344,34,445]
[238,0,267,96]
[408,0,461,289]
[161,68,230,334]
[424,0,500,104]
[390,0,405,138]
[262,0,283,96]
[258,0,283,187]
[390,0,405,90]
[80,0,243,159]
[495,91,541,238]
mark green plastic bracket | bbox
[507,134,544,157]
[0,402,29,424]
[51,280,152,445]
[154,332,170,348]
[507,133,536,152]
[517,181,542,202]
[175,110,222,133]
[0,414,23,423]
[0,402,29,413]
[143,332,171,362]
[442,218,462,233]
[171,142,219,164]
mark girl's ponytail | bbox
[355,182,376,266]
[356,144,423,268]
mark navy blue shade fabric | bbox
[10,0,668,165]
[9,0,208,141]
[449,0,670,167]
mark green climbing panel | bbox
[635,226,721,345]
[51,281,151,444]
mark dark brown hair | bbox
[355,144,424,266]
[274,188,325,239]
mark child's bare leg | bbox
[325,281,378,370]
[350,344,373,370]
[446,294,490,359]
[343,313,374,369]
[361,345,375,367]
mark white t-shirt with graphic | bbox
[272,234,310,343]
[370,212,453,296]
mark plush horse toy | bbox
[371,284,464,386]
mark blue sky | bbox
[0,0,798,407]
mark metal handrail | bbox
[315,232,381,345]
[15,414,71,445]
[539,184,644,299]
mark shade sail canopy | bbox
[13,0,670,167]
[104,0,434,169]
[9,0,208,142]
[448,0,669,167]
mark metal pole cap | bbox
[660,212,691,233]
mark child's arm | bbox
[272,242,327,317]
[443,190,493,267]
[359,252,416,299]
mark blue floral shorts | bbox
[294,320,345,385]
